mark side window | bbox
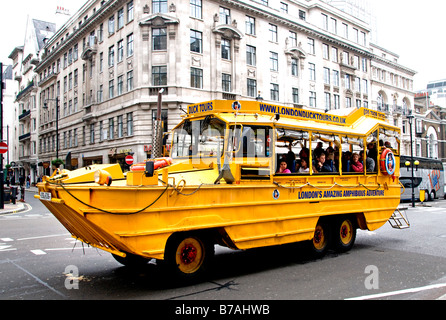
[379,128,399,155]
[311,132,340,174]
[234,126,272,159]
[366,131,378,173]
[340,135,364,174]
[275,128,309,174]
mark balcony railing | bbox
[19,132,31,141]
[19,109,31,121]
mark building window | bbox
[127,34,134,57]
[270,83,279,101]
[269,24,278,42]
[321,13,328,30]
[345,97,352,108]
[323,44,329,59]
[289,31,297,47]
[333,70,339,87]
[190,30,202,53]
[108,46,114,67]
[323,67,330,85]
[221,39,231,60]
[291,58,298,76]
[247,79,257,97]
[117,75,124,95]
[152,28,167,50]
[332,47,338,62]
[152,66,167,86]
[117,8,124,29]
[90,123,95,144]
[109,118,115,140]
[344,74,351,89]
[246,45,256,66]
[127,1,134,22]
[299,10,306,21]
[219,7,231,24]
[325,92,331,110]
[280,2,288,13]
[127,70,134,91]
[109,80,114,98]
[309,91,316,107]
[127,112,133,136]
[222,73,231,92]
[153,0,168,13]
[118,115,123,138]
[307,38,315,54]
[245,16,255,35]
[108,15,115,35]
[334,94,340,109]
[190,0,202,19]
[270,51,278,71]
[292,88,299,104]
[191,67,203,88]
[117,40,124,62]
[97,85,103,102]
[309,63,316,81]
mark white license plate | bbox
[40,192,52,201]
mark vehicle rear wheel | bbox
[308,220,331,258]
[164,232,214,282]
[332,216,356,253]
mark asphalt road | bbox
[1,193,445,305]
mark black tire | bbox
[164,232,214,283]
[332,216,357,253]
[112,252,150,268]
[308,220,331,258]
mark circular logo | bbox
[232,101,241,111]
[273,189,280,200]
[385,151,395,175]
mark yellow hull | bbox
[37,168,399,260]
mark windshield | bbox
[171,117,226,158]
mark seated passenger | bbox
[298,158,310,173]
[351,152,364,172]
[277,160,291,174]
[313,153,333,173]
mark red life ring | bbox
[379,148,396,176]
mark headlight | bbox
[94,169,112,186]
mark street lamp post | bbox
[43,97,59,160]
[407,110,415,207]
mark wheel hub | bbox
[180,244,197,265]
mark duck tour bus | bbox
[36,100,409,282]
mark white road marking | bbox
[346,283,446,300]
[17,233,69,241]
[30,250,47,255]
[1,238,14,242]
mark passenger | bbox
[342,151,352,172]
[313,142,324,158]
[299,146,309,159]
[367,143,377,171]
[277,160,291,174]
[351,152,364,172]
[298,158,310,173]
[313,152,333,173]
[384,141,392,148]
[286,144,296,173]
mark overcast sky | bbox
[1,0,445,91]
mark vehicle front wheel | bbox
[164,233,214,283]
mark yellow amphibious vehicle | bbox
[36,100,407,281]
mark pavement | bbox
[0,186,38,215]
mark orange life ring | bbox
[379,148,395,176]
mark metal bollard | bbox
[20,186,25,202]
